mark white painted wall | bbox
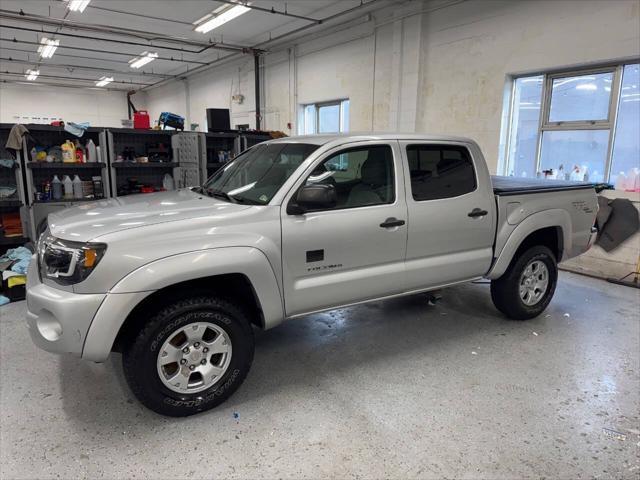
[0,84,128,127]
[416,0,640,171]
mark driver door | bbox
[280,141,408,316]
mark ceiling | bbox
[0,0,395,91]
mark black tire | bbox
[490,245,558,320]
[123,296,254,417]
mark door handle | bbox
[380,217,406,228]
[468,208,488,218]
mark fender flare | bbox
[82,247,284,362]
[486,209,571,280]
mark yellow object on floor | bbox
[7,275,26,288]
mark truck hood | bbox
[48,189,252,242]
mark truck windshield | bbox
[201,143,320,205]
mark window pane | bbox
[507,75,543,177]
[539,130,609,182]
[303,105,316,135]
[318,104,340,133]
[306,145,394,209]
[611,64,640,190]
[340,99,350,132]
[548,72,613,122]
[407,145,476,201]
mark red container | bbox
[133,110,150,129]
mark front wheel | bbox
[490,245,558,320]
[123,296,254,417]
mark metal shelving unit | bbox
[0,124,29,249]
[20,125,110,239]
[107,129,179,197]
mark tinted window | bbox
[406,145,476,201]
[304,145,394,209]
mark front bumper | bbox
[26,258,105,357]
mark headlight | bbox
[38,236,107,286]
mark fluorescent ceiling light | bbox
[38,38,59,59]
[95,76,114,87]
[129,51,159,69]
[25,69,39,81]
[67,0,91,12]
[194,4,250,33]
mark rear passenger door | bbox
[400,142,495,290]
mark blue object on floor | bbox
[0,295,9,306]
[0,246,32,274]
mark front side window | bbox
[203,143,319,204]
[304,145,395,209]
[407,145,476,201]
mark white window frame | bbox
[502,62,635,182]
[299,99,349,135]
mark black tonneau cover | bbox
[492,176,597,196]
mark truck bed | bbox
[492,176,597,196]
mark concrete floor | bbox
[0,271,639,479]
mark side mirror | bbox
[287,184,337,215]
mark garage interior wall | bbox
[0,83,128,127]
[1,0,638,277]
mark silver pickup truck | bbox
[27,134,598,416]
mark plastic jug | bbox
[86,139,97,163]
[62,141,75,163]
[162,174,174,191]
[63,175,73,199]
[72,175,83,199]
[51,175,62,200]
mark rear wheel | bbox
[123,296,254,417]
[490,245,558,320]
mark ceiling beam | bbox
[0,38,210,65]
[0,57,174,78]
[0,10,261,53]
[213,0,322,24]
[1,78,130,91]
[0,71,153,86]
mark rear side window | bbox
[406,145,476,201]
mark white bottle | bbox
[63,175,73,199]
[72,175,83,199]
[51,175,62,200]
[162,173,174,191]
[86,139,97,163]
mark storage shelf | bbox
[112,162,178,168]
[27,162,106,169]
[108,128,176,136]
[0,235,29,246]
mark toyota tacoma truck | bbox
[27,134,598,416]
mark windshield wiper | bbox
[204,188,236,203]
[231,196,262,205]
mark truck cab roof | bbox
[265,133,476,146]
